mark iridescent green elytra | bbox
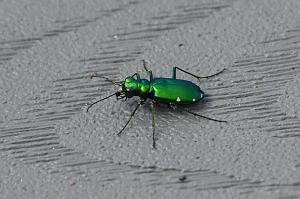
[87,60,226,148]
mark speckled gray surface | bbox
[1,0,300,198]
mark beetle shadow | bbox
[144,100,207,118]
[124,96,216,128]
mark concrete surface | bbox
[1,0,300,198]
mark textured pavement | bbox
[1,0,300,198]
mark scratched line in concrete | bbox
[203,25,300,141]
[187,24,300,194]
[0,0,140,66]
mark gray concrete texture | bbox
[1,0,300,198]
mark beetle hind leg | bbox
[172,66,225,80]
[142,60,153,81]
[180,107,227,123]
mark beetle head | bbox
[116,76,140,99]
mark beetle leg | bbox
[122,97,127,102]
[172,66,225,80]
[131,73,141,81]
[197,68,226,78]
[150,101,156,149]
[168,103,177,110]
[117,100,143,136]
[142,60,153,82]
[179,107,227,123]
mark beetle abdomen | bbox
[151,78,204,104]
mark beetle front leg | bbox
[131,73,141,81]
[117,100,143,136]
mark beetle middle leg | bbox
[150,100,156,149]
[172,66,225,80]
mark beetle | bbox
[87,60,226,148]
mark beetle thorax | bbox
[123,77,150,98]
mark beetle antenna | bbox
[86,92,117,112]
[179,107,227,123]
[89,74,122,86]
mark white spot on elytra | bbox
[176,97,181,102]
[193,98,196,102]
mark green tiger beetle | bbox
[87,60,226,148]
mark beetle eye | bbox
[125,78,132,83]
